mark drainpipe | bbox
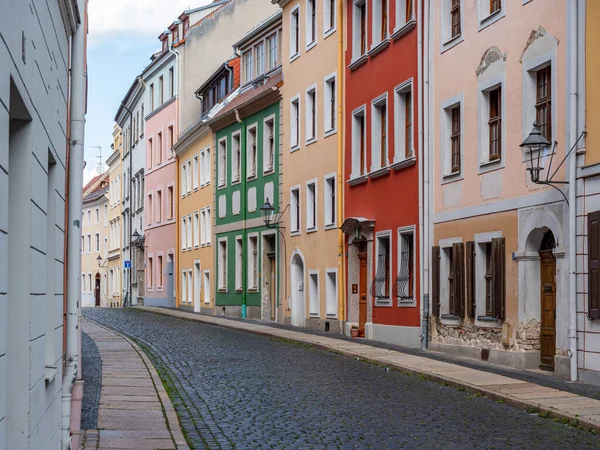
[568,0,579,382]
[235,108,247,319]
[168,41,180,308]
[336,0,345,326]
[62,0,86,447]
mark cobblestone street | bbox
[82,308,600,449]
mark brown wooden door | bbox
[269,255,276,320]
[358,252,368,337]
[95,275,101,307]
[539,250,556,371]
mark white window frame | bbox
[206,207,212,245]
[193,211,200,248]
[350,105,367,181]
[370,92,389,172]
[200,149,206,187]
[246,124,258,179]
[440,93,464,183]
[203,270,211,304]
[324,72,337,137]
[323,0,336,39]
[306,178,317,232]
[232,131,242,184]
[248,233,259,291]
[308,270,320,317]
[218,237,228,292]
[394,0,416,37]
[439,237,462,320]
[441,0,464,53]
[305,84,317,145]
[263,114,276,174]
[235,235,243,291]
[95,233,100,253]
[375,230,392,306]
[193,154,199,190]
[255,42,265,77]
[351,0,368,62]
[182,270,187,304]
[95,208,99,223]
[218,137,227,188]
[477,71,506,173]
[186,160,192,195]
[187,214,192,250]
[477,0,505,31]
[290,5,300,62]
[397,225,416,307]
[371,0,389,49]
[324,172,337,230]
[266,33,279,70]
[393,79,415,165]
[290,94,301,151]
[203,146,211,186]
[243,50,253,84]
[290,185,301,236]
[474,231,503,326]
[181,216,187,251]
[325,268,338,318]
[305,0,317,50]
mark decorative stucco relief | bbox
[476,47,506,77]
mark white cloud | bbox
[88,0,212,42]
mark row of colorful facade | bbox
[103,0,600,384]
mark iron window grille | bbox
[371,253,390,299]
[394,235,414,302]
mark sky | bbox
[83,0,212,183]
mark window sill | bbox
[348,54,368,71]
[477,315,502,325]
[347,174,368,186]
[218,183,227,190]
[235,289,243,293]
[441,314,461,321]
[375,298,392,307]
[194,245,199,249]
[441,34,464,54]
[391,155,416,171]
[391,19,416,41]
[368,166,391,179]
[45,366,58,384]
[290,144,300,153]
[218,289,228,293]
[478,157,504,175]
[324,128,337,138]
[441,171,463,184]
[248,288,258,293]
[309,313,320,318]
[231,178,241,186]
[324,223,337,230]
[290,53,300,63]
[263,168,275,176]
[305,137,317,146]
[290,230,301,237]
[306,40,317,52]
[397,298,416,307]
[368,38,390,58]
[306,226,317,233]
[478,8,505,32]
[324,26,336,40]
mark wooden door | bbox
[95,275,101,307]
[358,252,368,337]
[269,255,276,320]
[539,250,556,371]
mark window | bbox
[187,269,193,304]
[193,211,199,248]
[306,0,316,47]
[147,193,153,224]
[291,7,300,58]
[157,132,163,164]
[309,272,319,317]
[255,43,264,77]
[218,239,228,291]
[396,0,413,26]
[150,84,155,110]
[95,208,99,223]
[396,228,415,304]
[193,154,199,190]
[82,273,86,292]
[326,269,338,318]
[87,210,91,225]
[324,0,336,35]
[148,138,153,169]
[394,81,414,161]
[305,86,317,143]
[468,234,505,320]
[536,66,552,142]
[168,126,174,158]
[264,118,275,173]
[488,87,501,162]
[218,138,227,187]
[182,270,187,303]
[186,214,192,250]
[351,107,367,178]
[248,236,258,290]
[291,186,301,234]
[169,67,174,98]
[186,160,192,194]
[232,133,241,182]
[372,233,391,303]
[290,96,300,149]
[157,255,163,289]
[200,210,207,246]
[306,180,317,231]
[148,257,153,289]
[324,74,336,134]
[247,126,257,178]
[352,0,368,59]
[204,270,211,304]
[95,233,100,252]
[156,190,162,223]
[205,148,211,185]
[141,105,144,135]
[451,0,461,38]
[451,107,460,173]
[89,274,92,293]
[441,95,463,178]
[159,76,164,105]
[235,236,243,291]
[371,95,388,170]
[181,163,187,197]
[104,204,107,226]
[267,34,278,70]
[372,0,388,44]
[181,217,187,250]
[324,174,336,228]
[485,242,493,316]
[589,212,600,319]
[244,51,253,83]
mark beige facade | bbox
[81,172,110,307]
[106,125,123,306]
[175,125,214,313]
[277,0,341,330]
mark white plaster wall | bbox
[0,1,74,448]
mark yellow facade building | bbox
[174,123,214,313]
[106,124,123,306]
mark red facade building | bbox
[342,0,422,346]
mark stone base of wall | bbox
[200,306,215,316]
[554,355,570,379]
[177,304,193,312]
[359,322,421,348]
[579,367,600,386]
[429,342,540,369]
[144,297,173,307]
[305,317,343,334]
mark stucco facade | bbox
[430,0,571,374]
[143,47,178,308]
[277,0,342,332]
[106,128,122,307]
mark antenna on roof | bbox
[89,145,104,175]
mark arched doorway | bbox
[539,230,556,371]
[290,252,305,327]
[95,273,101,307]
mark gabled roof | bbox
[83,174,102,193]
[83,185,109,205]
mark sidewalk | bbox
[139,306,600,434]
[81,319,189,450]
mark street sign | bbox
[124,260,131,269]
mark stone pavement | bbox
[81,319,189,450]
[139,306,600,434]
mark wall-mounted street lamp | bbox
[96,255,107,268]
[131,229,145,249]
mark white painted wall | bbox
[0,1,79,448]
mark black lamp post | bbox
[520,121,552,184]
[260,198,288,314]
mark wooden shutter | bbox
[588,211,600,319]
[491,237,506,320]
[453,242,465,317]
[466,241,475,318]
[432,246,440,317]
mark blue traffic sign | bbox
[124,260,131,269]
